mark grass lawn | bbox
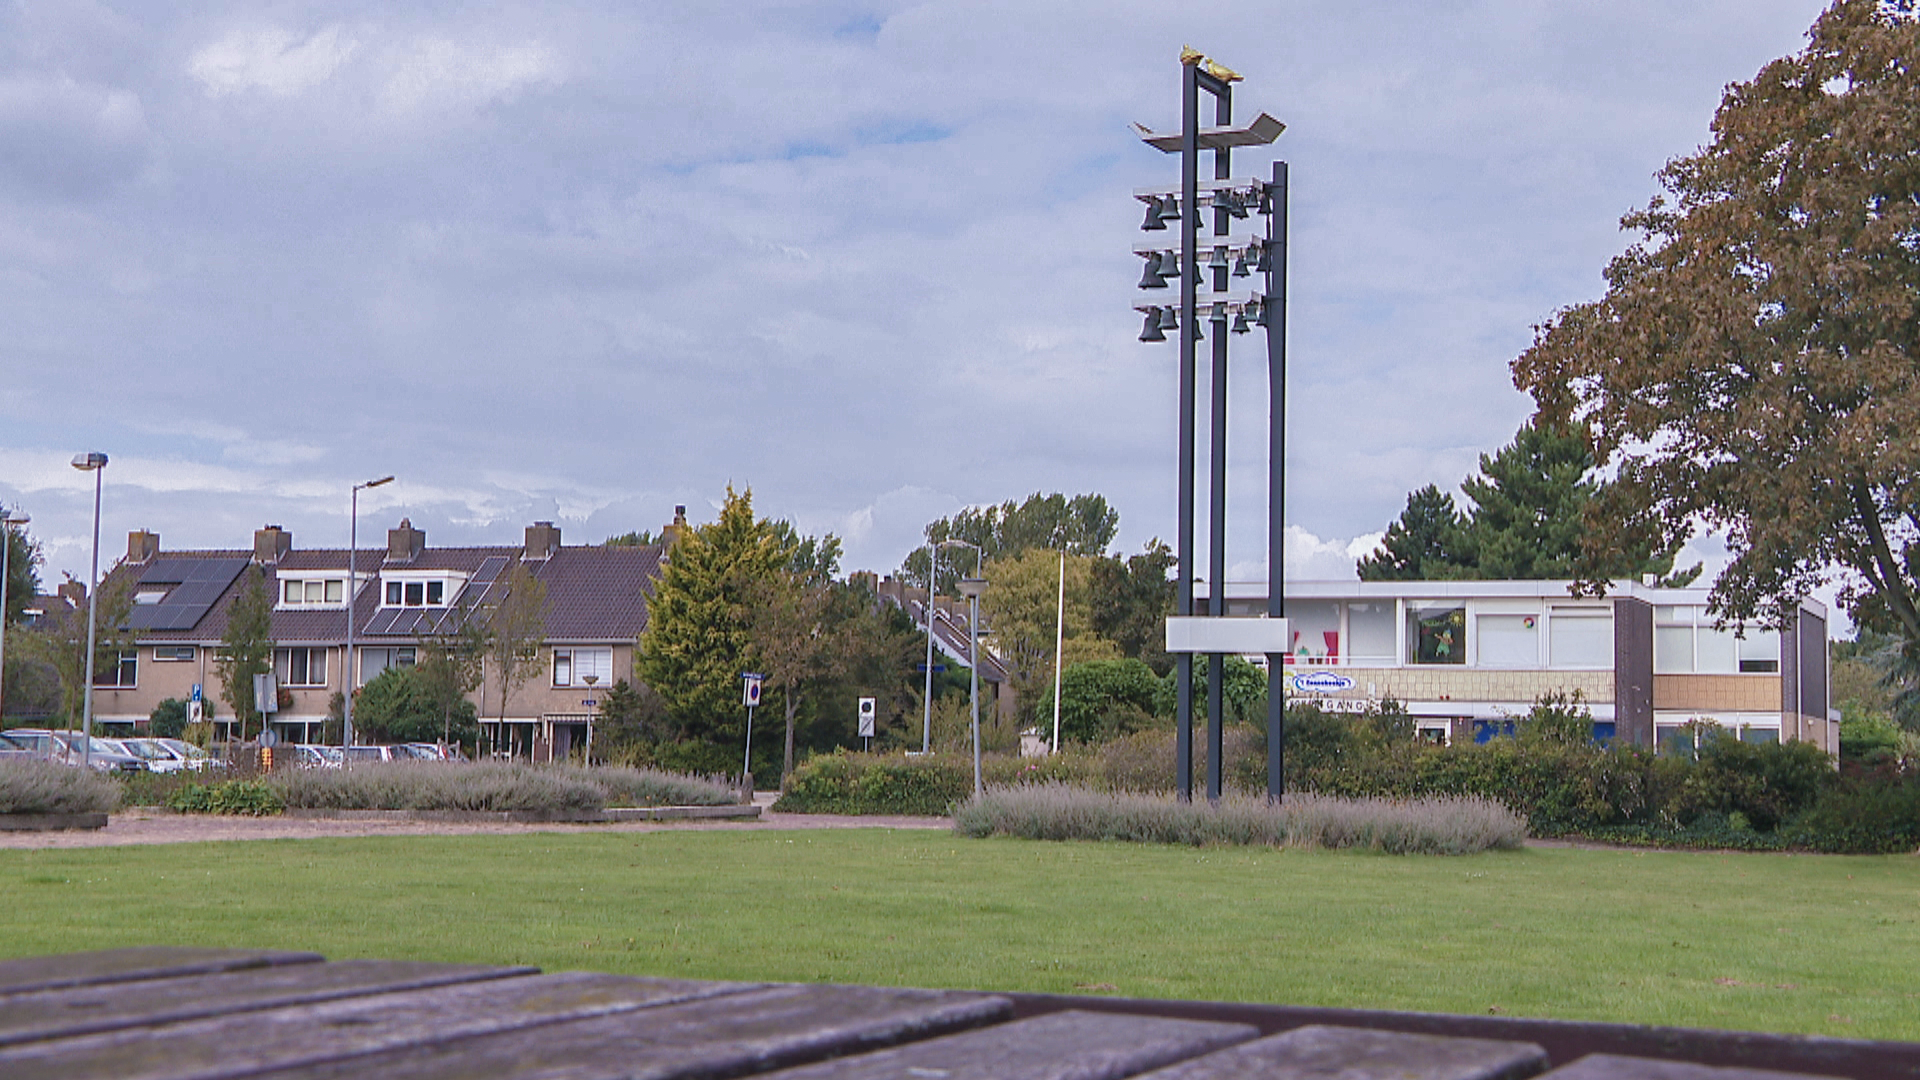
[2,830,1917,1041]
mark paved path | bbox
[0,800,950,850]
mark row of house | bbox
[61,513,690,760]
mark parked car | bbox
[115,738,211,773]
[0,732,38,761]
[289,745,343,769]
[341,745,401,765]
[2,729,148,773]
[151,738,221,772]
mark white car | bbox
[118,738,214,773]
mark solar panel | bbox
[472,556,509,584]
[124,558,250,634]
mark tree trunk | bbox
[783,686,798,790]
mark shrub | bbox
[1785,775,1920,854]
[149,698,190,740]
[566,765,741,807]
[1674,733,1832,831]
[774,753,970,816]
[953,782,1525,855]
[0,759,120,815]
[268,762,602,814]
[168,780,283,816]
[1033,658,1163,745]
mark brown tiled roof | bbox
[106,542,664,646]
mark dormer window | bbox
[278,577,348,609]
[380,573,458,608]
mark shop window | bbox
[1407,604,1466,665]
[1549,612,1612,668]
[1738,632,1780,673]
[1476,613,1539,667]
[1288,601,1340,665]
[1471,719,1518,743]
[1656,606,1776,674]
[1739,726,1779,744]
[1346,602,1395,662]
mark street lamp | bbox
[71,452,107,770]
[344,475,394,757]
[933,539,986,796]
[921,538,983,758]
[0,507,28,721]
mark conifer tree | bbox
[1357,485,1468,581]
[635,486,782,756]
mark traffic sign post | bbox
[740,673,763,786]
[857,696,876,751]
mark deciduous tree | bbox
[214,567,273,740]
[1089,540,1176,675]
[980,549,1117,726]
[483,562,546,748]
[1512,0,1920,640]
[902,492,1118,593]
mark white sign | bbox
[742,673,763,708]
[1164,616,1289,654]
[857,697,876,738]
[253,672,279,714]
[187,700,203,724]
[1290,671,1356,694]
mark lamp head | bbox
[71,452,108,471]
[365,475,395,489]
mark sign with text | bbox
[1290,671,1356,695]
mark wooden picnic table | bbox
[0,948,1912,1079]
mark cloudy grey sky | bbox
[1,1,1830,591]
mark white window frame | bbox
[378,571,466,609]
[552,646,613,688]
[275,646,330,689]
[276,576,350,610]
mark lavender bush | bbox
[0,759,120,815]
[952,782,1525,855]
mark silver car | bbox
[3,729,148,773]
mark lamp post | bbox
[71,453,107,771]
[0,508,28,721]
[582,673,599,765]
[938,539,986,797]
[919,543,941,754]
[1133,50,1287,802]
[344,475,393,758]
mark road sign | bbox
[258,730,279,748]
[190,683,203,703]
[857,697,876,738]
[187,700,203,724]
[742,673,763,708]
[253,672,279,714]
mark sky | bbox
[0,0,1834,594]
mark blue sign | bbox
[1290,671,1356,694]
[190,684,203,703]
[741,673,763,708]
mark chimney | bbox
[524,521,561,560]
[57,579,86,606]
[387,518,425,563]
[661,505,690,548]
[253,525,292,565]
[127,530,159,564]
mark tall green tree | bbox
[355,666,478,745]
[902,492,1118,593]
[483,562,546,747]
[2,510,40,630]
[739,566,855,785]
[1089,539,1176,675]
[215,566,274,741]
[19,572,133,726]
[1512,0,1920,639]
[635,486,783,763]
[415,603,490,748]
[1357,485,1468,581]
[980,548,1118,727]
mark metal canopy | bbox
[1134,113,1285,152]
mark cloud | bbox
[0,75,147,198]
[379,39,559,114]
[188,25,359,97]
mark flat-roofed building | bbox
[1198,580,1832,753]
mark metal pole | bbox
[1050,550,1065,754]
[921,543,937,754]
[345,487,357,753]
[743,702,755,779]
[0,511,14,721]
[969,588,982,798]
[80,465,103,770]
[1206,80,1232,805]
[1266,160,1290,803]
[1175,57,1199,803]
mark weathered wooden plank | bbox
[0,948,322,997]
[746,1008,1256,1080]
[255,982,1011,1080]
[0,958,535,1047]
[0,971,759,1080]
[1541,1054,1851,1080]
[1131,1025,1549,1080]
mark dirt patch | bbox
[0,804,950,850]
